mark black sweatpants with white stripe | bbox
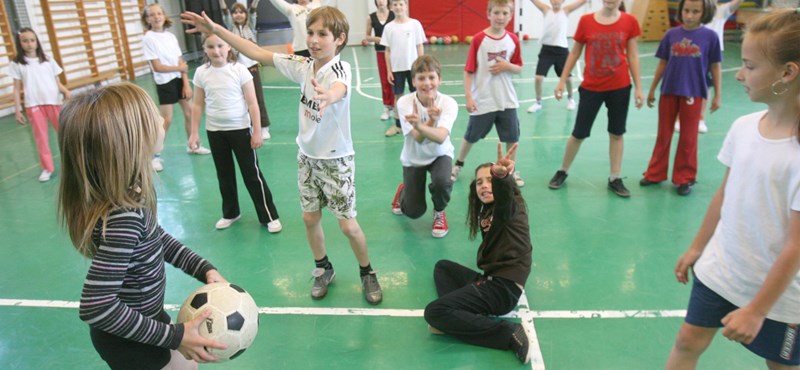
[207,128,279,225]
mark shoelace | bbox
[433,213,447,228]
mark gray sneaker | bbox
[361,272,383,305]
[310,267,335,300]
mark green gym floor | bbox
[0,40,770,369]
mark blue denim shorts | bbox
[686,277,800,365]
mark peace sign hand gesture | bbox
[404,101,421,128]
[492,143,517,176]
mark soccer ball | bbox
[177,282,259,361]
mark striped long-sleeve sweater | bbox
[79,207,216,350]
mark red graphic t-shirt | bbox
[573,13,641,92]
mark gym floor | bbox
[0,40,769,369]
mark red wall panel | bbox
[409,0,514,40]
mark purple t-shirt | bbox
[656,26,721,99]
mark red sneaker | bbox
[432,211,449,238]
[391,184,404,215]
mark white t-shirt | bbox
[397,92,457,167]
[142,30,182,85]
[192,62,253,131]
[707,3,734,51]
[272,53,353,159]
[541,10,569,48]
[380,19,426,72]
[269,0,324,53]
[695,111,800,324]
[464,31,523,115]
[8,57,63,107]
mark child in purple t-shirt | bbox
[641,0,721,196]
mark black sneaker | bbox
[677,182,694,196]
[510,323,531,364]
[639,177,661,186]
[608,178,630,198]
[548,170,568,189]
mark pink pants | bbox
[375,51,395,107]
[643,95,702,185]
[26,105,61,172]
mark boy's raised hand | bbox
[493,142,517,176]
[311,78,339,118]
[181,11,217,35]
[405,101,420,128]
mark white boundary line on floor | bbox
[0,298,686,370]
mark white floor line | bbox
[351,48,383,102]
[0,298,687,319]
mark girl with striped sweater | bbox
[58,82,227,369]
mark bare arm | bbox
[727,0,744,13]
[675,169,729,284]
[709,62,722,112]
[385,47,394,85]
[563,0,588,14]
[627,37,644,108]
[189,86,205,149]
[149,58,188,74]
[412,120,449,144]
[555,41,584,99]
[647,59,667,108]
[267,0,292,16]
[181,11,275,66]
[529,0,550,13]
[180,57,192,100]
[311,80,347,117]
[12,79,26,124]
[417,43,424,57]
[242,79,263,147]
[464,71,476,113]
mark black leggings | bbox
[424,260,522,350]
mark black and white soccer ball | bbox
[177,282,259,361]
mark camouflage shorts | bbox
[297,152,357,219]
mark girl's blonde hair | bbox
[141,3,173,30]
[745,8,800,142]
[58,82,161,258]
[745,8,800,68]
